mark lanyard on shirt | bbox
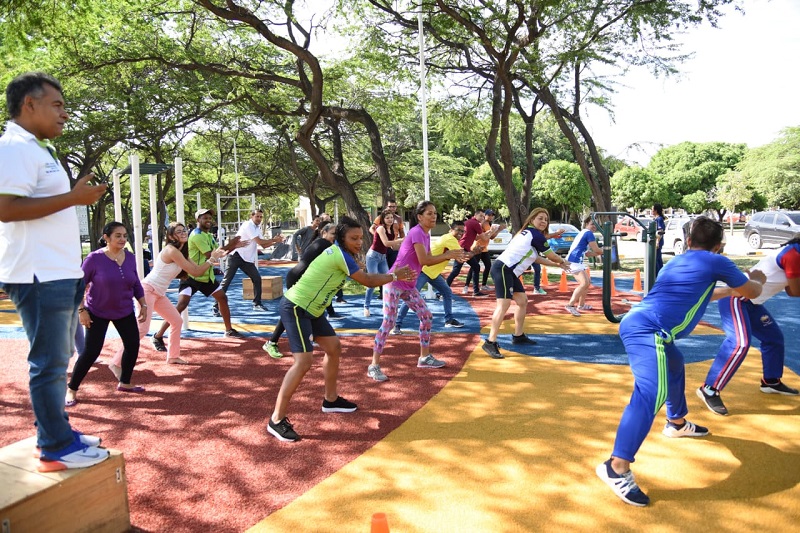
[35,139,59,161]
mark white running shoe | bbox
[367,364,389,382]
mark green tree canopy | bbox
[738,126,800,209]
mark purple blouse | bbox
[82,249,145,320]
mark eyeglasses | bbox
[175,230,188,235]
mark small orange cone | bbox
[559,270,568,292]
[541,265,549,286]
[610,271,618,297]
[371,512,390,533]
[633,269,642,292]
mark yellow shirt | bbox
[422,233,460,279]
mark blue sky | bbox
[586,0,800,165]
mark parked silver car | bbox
[744,210,800,249]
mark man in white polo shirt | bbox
[218,209,284,311]
[0,72,109,471]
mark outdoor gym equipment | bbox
[590,212,657,324]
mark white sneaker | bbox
[108,363,122,381]
[367,364,389,382]
[390,326,402,335]
[565,305,581,317]
[462,286,470,294]
[363,308,370,317]
[417,354,446,368]
[38,442,109,472]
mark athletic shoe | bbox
[263,341,283,359]
[661,420,709,438]
[328,313,343,320]
[417,354,446,368]
[511,333,537,345]
[595,459,650,507]
[34,430,101,459]
[151,336,167,352]
[322,396,358,413]
[268,417,299,442]
[533,288,547,295]
[759,379,799,395]
[252,303,267,312]
[225,328,245,338]
[482,340,504,359]
[367,364,389,382]
[363,308,371,317]
[565,305,581,317]
[38,440,109,472]
[462,286,470,294]
[696,386,728,416]
[108,363,122,381]
[212,305,221,317]
[336,297,347,303]
[390,326,402,335]
[481,285,491,292]
[444,319,464,328]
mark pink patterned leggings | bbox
[373,286,432,355]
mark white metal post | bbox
[112,169,122,223]
[130,155,144,280]
[148,174,160,259]
[175,157,185,224]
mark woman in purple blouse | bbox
[66,222,147,405]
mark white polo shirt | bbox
[232,219,263,264]
[0,121,83,283]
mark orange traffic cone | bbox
[610,271,618,297]
[633,269,642,292]
[541,265,549,286]
[559,270,568,292]
[371,512,390,533]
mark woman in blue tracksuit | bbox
[596,217,764,507]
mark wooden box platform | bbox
[242,276,283,300]
[0,437,130,533]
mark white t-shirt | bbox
[232,219,263,264]
[0,122,83,283]
[749,247,791,305]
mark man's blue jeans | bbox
[1,277,83,452]
[397,273,453,327]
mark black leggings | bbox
[270,269,334,343]
[479,252,492,285]
[69,311,140,387]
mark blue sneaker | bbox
[34,430,101,458]
[595,459,650,506]
[38,439,109,472]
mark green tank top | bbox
[285,245,356,317]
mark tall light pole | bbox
[418,11,430,201]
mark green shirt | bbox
[285,244,359,317]
[188,230,217,283]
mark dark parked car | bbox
[547,223,580,256]
[744,211,800,249]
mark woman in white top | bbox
[109,222,226,371]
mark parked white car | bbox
[486,228,512,256]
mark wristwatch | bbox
[391,272,398,281]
